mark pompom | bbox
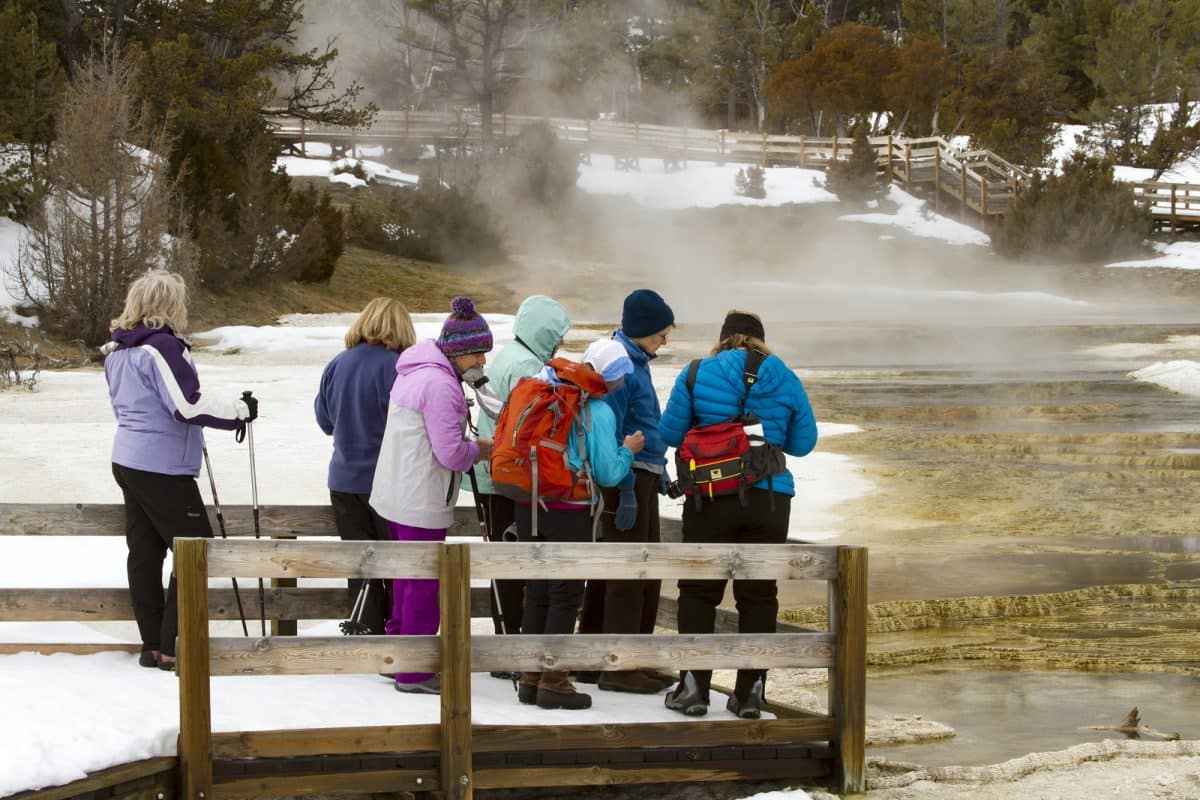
[450,296,476,318]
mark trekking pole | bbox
[202,442,249,636]
[467,466,509,636]
[242,390,267,637]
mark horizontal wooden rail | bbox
[205,631,835,676]
[202,539,838,581]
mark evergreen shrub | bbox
[993,156,1152,263]
[826,124,886,203]
[347,182,505,265]
[735,165,767,199]
[492,121,579,207]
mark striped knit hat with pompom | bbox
[436,296,494,357]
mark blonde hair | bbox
[111,271,189,332]
[345,297,417,352]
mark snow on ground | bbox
[576,154,836,208]
[839,185,991,247]
[1128,360,1200,397]
[0,216,38,327]
[0,310,864,794]
[1107,240,1200,270]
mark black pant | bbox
[578,468,662,637]
[517,504,592,636]
[112,463,213,657]
[481,493,522,634]
[677,489,791,699]
[330,490,392,635]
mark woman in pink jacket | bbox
[369,297,494,694]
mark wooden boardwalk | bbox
[2,503,868,800]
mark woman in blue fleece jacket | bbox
[659,310,817,720]
[315,298,416,634]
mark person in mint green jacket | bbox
[473,295,571,637]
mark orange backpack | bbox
[490,358,609,517]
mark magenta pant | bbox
[385,520,447,682]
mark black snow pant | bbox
[676,489,791,701]
[578,468,662,636]
[481,492,522,634]
[112,463,213,658]
[330,490,392,635]
[517,504,592,637]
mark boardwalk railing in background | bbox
[175,537,867,799]
[266,109,1029,222]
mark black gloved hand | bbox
[240,391,259,423]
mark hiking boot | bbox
[664,672,708,717]
[598,669,668,694]
[573,670,600,684]
[490,670,518,681]
[157,654,176,672]
[645,669,677,688]
[138,649,160,669]
[726,677,764,720]
[517,672,540,705]
[395,675,441,694]
[536,672,592,710]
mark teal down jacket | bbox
[474,295,571,495]
[659,348,818,497]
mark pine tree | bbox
[825,123,885,204]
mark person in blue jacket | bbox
[578,288,677,695]
[659,310,818,720]
[515,340,645,711]
[315,298,416,635]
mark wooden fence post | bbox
[272,533,297,636]
[761,131,768,166]
[177,538,213,800]
[904,142,910,184]
[934,147,941,212]
[299,118,306,158]
[799,135,806,168]
[440,543,473,799]
[1172,184,1178,237]
[682,125,688,168]
[887,135,894,180]
[831,135,839,164]
[980,176,987,218]
[960,165,967,221]
[828,545,867,794]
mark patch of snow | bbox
[1128,360,1200,397]
[839,185,991,247]
[1107,240,1200,270]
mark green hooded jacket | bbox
[474,295,571,495]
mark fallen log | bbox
[1084,707,1180,741]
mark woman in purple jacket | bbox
[104,272,256,670]
[369,297,494,694]
[315,298,416,635]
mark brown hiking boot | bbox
[598,669,668,694]
[517,672,540,705]
[537,671,592,710]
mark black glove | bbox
[240,391,259,423]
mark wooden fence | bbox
[2,503,866,799]
[267,109,1028,220]
[1132,181,1200,233]
[175,536,866,799]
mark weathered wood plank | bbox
[211,725,441,759]
[210,768,439,799]
[206,717,832,760]
[202,540,838,581]
[177,538,214,800]
[1,757,176,800]
[441,543,473,800]
[473,758,831,789]
[0,503,475,537]
[0,586,491,622]
[0,587,349,622]
[208,635,441,675]
[205,632,833,676]
[473,718,833,751]
[0,642,140,655]
[829,546,867,794]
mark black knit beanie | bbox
[621,289,675,338]
[718,311,765,342]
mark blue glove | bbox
[614,488,638,531]
[659,472,672,496]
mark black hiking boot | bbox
[726,677,764,719]
[664,671,708,717]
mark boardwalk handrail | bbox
[174,536,867,799]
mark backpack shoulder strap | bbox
[685,359,702,425]
[739,349,768,417]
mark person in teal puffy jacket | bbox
[659,310,817,720]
